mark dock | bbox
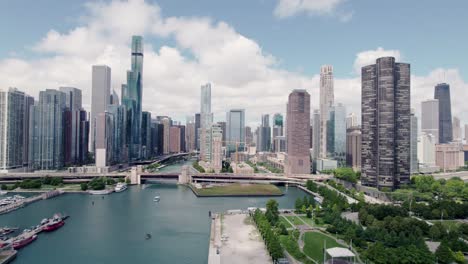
[0,250,16,264]
[0,190,63,215]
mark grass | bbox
[284,216,306,226]
[193,183,283,196]
[279,216,293,228]
[428,220,461,232]
[303,231,342,263]
[280,234,315,264]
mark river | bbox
[1,160,308,264]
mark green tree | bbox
[429,225,441,241]
[295,198,303,212]
[435,243,454,264]
[265,199,279,225]
[80,183,88,191]
[0,184,7,190]
[452,250,466,264]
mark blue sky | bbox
[0,0,467,125]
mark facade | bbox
[29,89,67,170]
[435,143,464,172]
[186,118,196,152]
[161,117,171,154]
[465,124,468,142]
[258,114,271,152]
[319,65,334,158]
[272,113,284,152]
[421,99,439,144]
[210,124,223,172]
[90,65,111,153]
[286,89,311,174]
[107,104,126,163]
[452,116,461,142]
[60,87,87,165]
[312,110,321,160]
[245,126,253,146]
[22,95,34,167]
[95,112,113,168]
[122,36,144,161]
[169,126,181,153]
[217,121,226,147]
[333,103,346,165]
[346,112,357,129]
[195,113,201,150]
[226,109,245,156]
[434,83,453,144]
[141,111,152,159]
[199,84,213,161]
[410,110,418,174]
[361,57,411,190]
[0,88,27,172]
[346,127,361,171]
[418,132,438,172]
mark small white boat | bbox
[153,196,160,202]
[114,183,128,193]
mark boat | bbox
[0,191,7,195]
[0,227,17,237]
[88,189,113,195]
[114,182,128,193]
[153,195,160,202]
[12,234,37,250]
[145,233,152,240]
[42,215,65,232]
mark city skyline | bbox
[0,0,467,128]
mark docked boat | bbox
[0,227,17,237]
[12,233,37,250]
[42,215,65,232]
[114,182,128,193]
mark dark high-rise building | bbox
[346,127,361,171]
[141,111,152,159]
[434,83,453,144]
[361,57,411,190]
[195,113,201,150]
[78,110,89,164]
[258,114,271,152]
[286,89,311,174]
[122,36,144,160]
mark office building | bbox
[95,112,113,168]
[90,65,111,153]
[312,110,321,160]
[410,110,418,174]
[421,99,439,144]
[319,65,334,158]
[199,83,213,161]
[107,104,126,162]
[0,88,27,172]
[361,57,411,190]
[141,111,152,159]
[195,113,201,150]
[22,95,34,167]
[286,89,311,174]
[245,126,253,146]
[418,132,438,173]
[435,143,464,172]
[210,124,223,172]
[169,126,181,153]
[161,117,171,154]
[346,113,357,129]
[333,103,346,165]
[346,127,361,171]
[434,83,453,143]
[453,116,461,142]
[226,109,245,157]
[258,114,271,152]
[217,121,226,147]
[29,89,67,170]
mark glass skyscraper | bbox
[434,83,452,144]
[122,36,144,160]
[333,103,346,165]
[226,109,245,157]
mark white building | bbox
[417,132,439,173]
[319,65,334,158]
[421,99,439,144]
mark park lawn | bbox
[298,216,325,227]
[279,216,293,228]
[193,183,282,196]
[428,220,461,231]
[280,235,315,264]
[284,216,305,226]
[303,231,342,262]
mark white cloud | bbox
[353,47,402,74]
[273,0,350,20]
[0,0,467,129]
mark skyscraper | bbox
[273,113,284,152]
[333,103,346,165]
[95,112,113,168]
[421,99,439,143]
[90,65,111,154]
[452,116,461,142]
[226,109,245,157]
[199,83,213,161]
[434,83,453,144]
[60,87,87,165]
[122,36,144,160]
[286,89,311,174]
[0,88,27,172]
[465,124,468,142]
[217,121,226,147]
[161,117,171,155]
[312,110,321,160]
[195,113,201,150]
[361,57,411,190]
[410,110,418,174]
[23,95,34,167]
[258,114,271,152]
[141,111,152,159]
[346,127,361,171]
[169,126,181,153]
[29,89,67,170]
[346,112,357,129]
[210,124,223,172]
[107,104,126,162]
[319,65,334,158]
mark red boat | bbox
[42,217,65,232]
[12,234,37,250]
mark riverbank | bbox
[190,183,283,197]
